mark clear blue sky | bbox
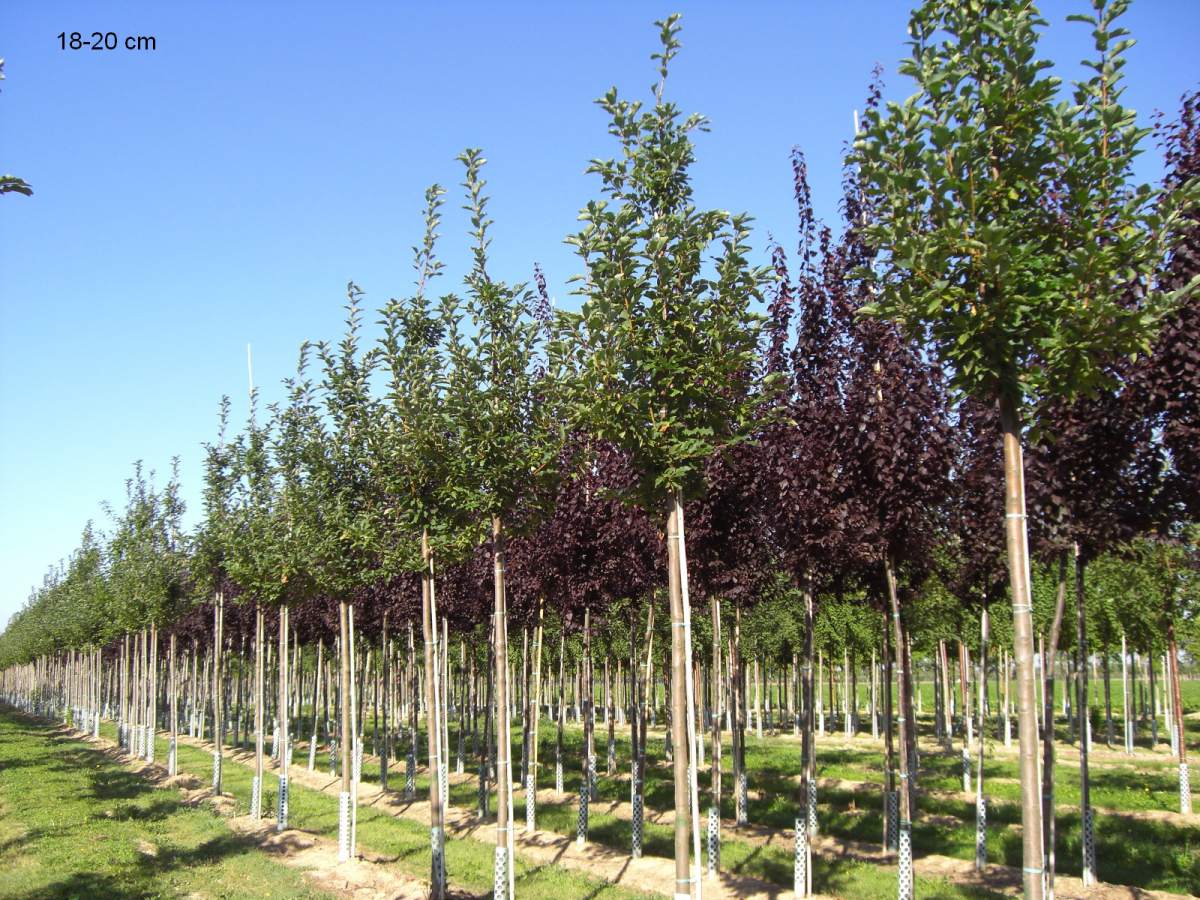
[2,1,1197,627]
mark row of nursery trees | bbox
[3,4,1200,898]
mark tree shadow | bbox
[22,871,134,900]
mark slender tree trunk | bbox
[457,640,467,776]
[665,497,698,899]
[1074,547,1095,884]
[148,623,158,763]
[710,594,723,835]
[253,605,265,820]
[122,638,129,748]
[976,606,989,870]
[438,602,450,813]
[633,600,654,857]
[380,612,389,790]
[480,617,496,811]
[310,639,323,772]
[579,606,594,844]
[1103,650,1113,746]
[883,622,896,851]
[795,581,817,897]
[675,495,704,894]
[960,639,971,792]
[521,626,531,787]
[732,599,747,825]
[132,632,141,754]
[349,606,361,856]
[1168,618,1190,813]
[1042,550,1068,898]
[421,530,446,893]
[188,638,196,738]
[998,391,1045,900]
[212,592,224,794]
[555,631,566,794]
[337,599,355,860]
[492,515,515,899]
[903,625,917,793]
[277,604,291,831]
[583,608,595,805]
[605,655,615,776]
[169,633,178,776]
[234,637,245,752]
[884,556,912,899]
[527,597,544,831]
[1149,655,1159,747]
[1119,635,1129,753]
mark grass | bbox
[0,707,331,900]
[28,671,1198,898]
[84,713,1001,898]
[98,719,647,900]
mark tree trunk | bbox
[998,391,1045,899]
[277,604,291,832]
[348,606,361,856]
[710,593,723,821]
[1121,634,1131,754]
[492,515,515,899]
[310,639,323,772]
[438,604,450,812]
[732,599,747,826]
[527,597,545,831]
[583,608,595,803]
[253,604,266,819]
[675,494,704,894]
[337,599,355,859]
[233,637,245,752]
[1168,620,1190,813]
[884,555,913,899]
[212,592,224,794]
[883,622,896,851]
[606,654,616,776]
[481,616,496,811]
[521,627,531,788]
[421,530,446,893]
[1099,648,1112,746]
[902,620,918,802]
[169,633,178,776]
[976,606,989,870]
[1074,547,1095,884]
[666,498,694,899]
[148,623,158,763]
[1149,655,1158,747]
[555,631,566,794]
[1041,549,1067,897]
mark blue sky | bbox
[2,1,1197,626]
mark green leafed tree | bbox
[374,183,469,897]
[441,149,561,896]
[557,14,771,891]
[853,1,1198,894]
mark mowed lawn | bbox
[0,706,332,900]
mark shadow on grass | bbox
[22,871,132,900]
